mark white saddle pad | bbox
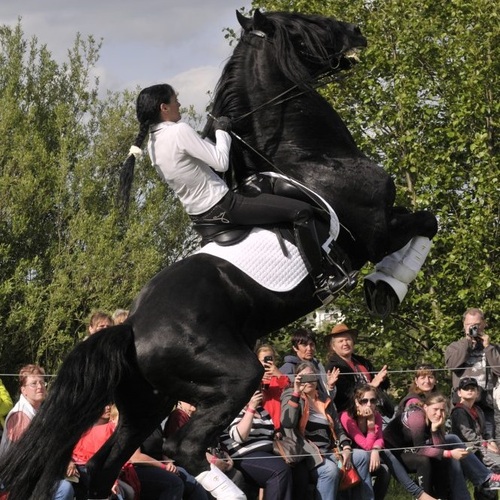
[196,228,308,292]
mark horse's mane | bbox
[210,11,337,119]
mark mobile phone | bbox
[300,374,317,384]
[263,355,273,363]
[465,446,475,452]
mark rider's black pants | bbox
[198,190,323,276]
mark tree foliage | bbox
[253,0,499,391]
[0,23,195,386]
[1,2,498,400]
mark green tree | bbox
[252,0,499,383]
[0,23,195,383]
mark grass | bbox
[384,477,477,499]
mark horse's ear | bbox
[252,9,274,34]
[236,10,253,31]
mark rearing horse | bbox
[0,10,437,500]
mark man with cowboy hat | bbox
[324,323,394,417]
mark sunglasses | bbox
[358,398,377,405]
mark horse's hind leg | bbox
[163,340,263,476]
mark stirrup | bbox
[323,257,359,293]
[323,246,357,293]
[313,271,358,305]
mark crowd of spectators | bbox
[1,306,499,499]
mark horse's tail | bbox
[0,324,135,500]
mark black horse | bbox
[0,10,437,500]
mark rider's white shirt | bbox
[148,120,231,215]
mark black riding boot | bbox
[294,217,356,298]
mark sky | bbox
[0,0,252,114]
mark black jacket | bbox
[325,352,393,416]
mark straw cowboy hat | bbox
[324,323,359,345]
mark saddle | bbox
[191,174,329,247]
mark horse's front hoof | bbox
[364,280,399,319]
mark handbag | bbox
[334,450,361,490]
[334,449,361,491]
[273,434,306,465]
[339,461,361,490]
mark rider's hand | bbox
[214,116,231,132]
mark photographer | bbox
[445,308,500,439]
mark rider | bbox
[120,83,350,297]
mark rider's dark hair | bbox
[118,84,176,211]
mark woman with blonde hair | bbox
[255,344,289,430]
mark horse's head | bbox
[236,9,367,88]
[205,10,368,188]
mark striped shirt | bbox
[304,406,332,452]
[221,406,275,458]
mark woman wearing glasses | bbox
[0,364,74,500]
[340,383,391,499]
[0,364,48,452]
[340,383,440,500]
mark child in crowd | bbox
[255,344,290,431]
[451,377,500,499]
[86,310,113,337]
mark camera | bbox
[469,325,480,338]
[263,355,273,364]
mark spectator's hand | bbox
[430,413,445,432]
[372,365,388,387]
[248,390,263,410]
[65,461,79,479]
[327,368,340,390]
[369,449,381,472]
[294,373,304,393]
[357,405,375,419]
[482,333,490,348]
[341,448,352,468]
[214,116,231,132]
[487,441,499,454]
[163,460,178,474]
[206,450,233,472]
[450,448,469,460]
[112,481,120,495]
[264,360,282,379]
